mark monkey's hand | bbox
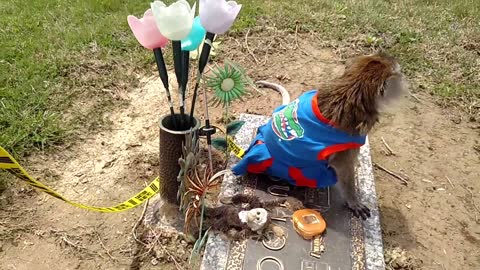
[345,200,371,220]
[328,149,371,220]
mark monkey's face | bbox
[376,62,408,111]
[345,53,408,112]
[246,208,268,232]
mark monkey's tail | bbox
[256,81,291,105]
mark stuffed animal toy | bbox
[204,194,287,239]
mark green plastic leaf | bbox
[226,120,245,136]
[212,137,228,151]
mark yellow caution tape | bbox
[0,146,160,213]
[226,136,245,159]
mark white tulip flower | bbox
[151,0,196,41]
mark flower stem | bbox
[182,50,190,124]
[194,32,216,171]
[203,88,214,172]
[153,48,177,128]
[189,71,202,125]
[224,105,229,158]
[189,32,216,122]
[172,40,186,125]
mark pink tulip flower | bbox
[127,9,168,50]
[199,0,242,34]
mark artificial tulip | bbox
[127,9,168,50]
[181,16,207,51]
[199,0,242,34]
[151,0,196,41]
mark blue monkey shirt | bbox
[231,90,366,188]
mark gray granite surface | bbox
[356,140,386,270]
[200,114,268,270]
[200,114,385,270]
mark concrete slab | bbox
[201,114,385,270]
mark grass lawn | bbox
[0,0,478,158]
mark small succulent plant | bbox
[177,130,200,211]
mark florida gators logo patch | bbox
[271,99,305,141]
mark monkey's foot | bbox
[346,201,371,220]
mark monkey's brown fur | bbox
[204,194,286,240]
[317,52,402,135]
[317,52,406,219]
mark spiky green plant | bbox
[177,130,200,212]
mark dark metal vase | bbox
[159,114,200,204]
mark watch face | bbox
[303,214,319,224]
[292,209,326,239]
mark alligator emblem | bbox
[271,99,305,141]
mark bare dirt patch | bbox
[0,75,173,270]
[1,32,479,270]
[371,96,480,270]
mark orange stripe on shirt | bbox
[317,143,363,160]
[311,92,336,127]
[288,167,317,188]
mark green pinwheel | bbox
[206,62,250,107]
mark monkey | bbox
[316,52,406,219]
[203,194,287,239]
[231,51,407,220]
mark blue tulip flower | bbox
[181,16,207,51]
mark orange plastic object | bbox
[292,209,327,240]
